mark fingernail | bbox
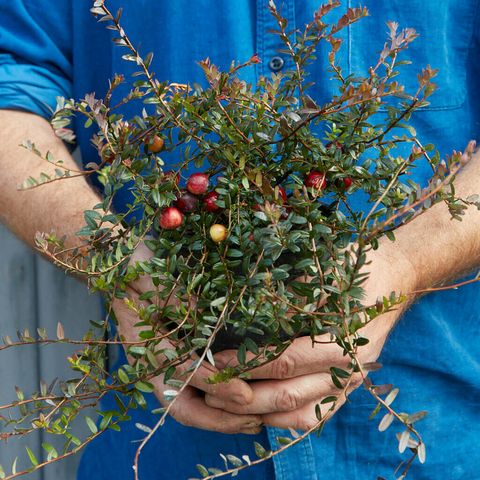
[244,421,262,428]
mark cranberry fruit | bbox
[304,171,327,189]
[187,173,209,195]
[159,207,183,230]
[175,192,199,213]
[204,191,220,212]
[146,134,165,153]
[210,224,228,243]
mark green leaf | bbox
[117,368,130,384]
[128,346,146,356]
[368,402,382,420]
[210,296,226,308]
[196,464,209,477]
[99,412,113,430]
[276,436,292,445]
[25,447,38,467]
[42,442,58,460]
[254,441,267,458]
[86,416,98,434]
[330,367,350,379]
[237,343,247,364]
[135,381,154,393]
[226,455,243,467]
[320,396,337,404]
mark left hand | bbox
[205,241,419,431]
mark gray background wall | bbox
[0,224,102,480]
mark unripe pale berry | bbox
[209,224,228,243]
[146,134,165,153]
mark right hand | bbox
[111,242,262,434]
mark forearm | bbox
[389,152,480,291]
[0,109,102,251]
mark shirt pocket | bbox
[348,0,479,111]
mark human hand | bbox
[111,242,263,434]
[205,242,419,431]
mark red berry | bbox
[159,207,183,230]
[204,191,220,212]
[326,140,343,152]
[343,177,353,189]
[304,171,327,189]
[163,170,180,185]
[175,192,198,213]
[187,173,209,195]
[253,203,262,211]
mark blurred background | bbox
[0,201,102,478]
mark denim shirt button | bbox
[268,56,284,71]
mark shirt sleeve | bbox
[0,0,72,119]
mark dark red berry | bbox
[326,140,343,152]
[159,207,183,230]
[204,191,220,212]
[304,171,327,189]
[175,192,199,213]
[187,173,209,195]
[343,177,353,189]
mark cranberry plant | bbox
[1,1,477,479]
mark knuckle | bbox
[215,413,239,434]
[274,389,301,412]
[272,354,296,379]
[300,419,319,432]
[350,374,363,389]
[170,408,192,427]
[296,415,319,432]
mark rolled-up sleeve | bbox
[0,0,72,119]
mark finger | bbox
[176,360,254,404]
[114,291,254,404]
[158,384,263,434]
[262,396,347,432]
[215,336,352,380]
[205,371,362,414]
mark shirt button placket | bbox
[268,56,285,72]
[257,1,319,472]
[256,0,294,79]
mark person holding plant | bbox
[0,1,479,479]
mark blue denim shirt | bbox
[1,1,480,479]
